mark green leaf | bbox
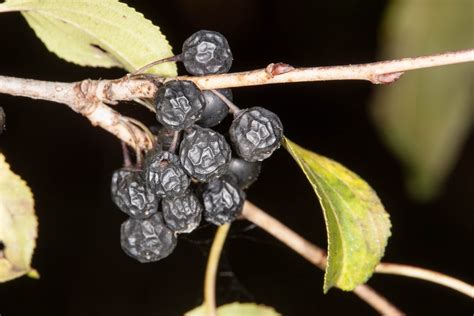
[0,0,177,76]
[283,138,391,292]
[0,153,38,282]
[185,302,281,316]
[371,1,474,200]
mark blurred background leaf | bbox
[371,0,474,201]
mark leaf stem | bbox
[204,223,231,316]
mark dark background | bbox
[0,0,472,315]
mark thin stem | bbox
[204,224,231,316]
[133,54,181,74]
[173,49,474,89]
[168,131,180,153]
[375,263,473,298]
[241,201,403,315]
[133,98,156,112]
[121,141,132,168]
[126,117,155,147]
[118,117,142,166]
[210,89,241,114]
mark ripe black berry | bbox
[162,190,203,233]
[155,80,206,130]
[121,213,177,263]
[202,178,245,225]
[197,89,232,128]
[179,127,232,182]
[182,30,233,75]
[229,107,283,162]
[111,169,158,219]
[145,150,190,198]
[225,158,261,189]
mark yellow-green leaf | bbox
[185,302,281,316]
[0,0,177,75]
[0,153,38,282]
[371,0,474,200]
[283,138,391,292]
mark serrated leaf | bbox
[283,138,391,292]
[185,302,281,316]
[0,0,177,76]
[0,153,38,282]
[371,1,474,200]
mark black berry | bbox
[111,169,158,219]
[179,127,232,182]
[120,213,177,263]
[162,190,203,233]
[155,80,206,130]
[229,107,283,162]
[182,30,233,75]
[225,158,261,189]
[197,89,232,128]
[202,178,245,225]
[145,150,190,198]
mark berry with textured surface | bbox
[111,169,158,219]
[155,80,206,130]
[197,89,232,128]
[229,107,283,162]
[182,30,233,75]
[162,190,203,233]
[202,178,245,225]
[225,158,262,189]
[120,213,177,263]
[179,127,232,182]
[145,150,190,198]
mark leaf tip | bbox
[27,268,40,279]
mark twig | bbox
[204,223,231,316]
[242,202,474,308]
[375,263,473,298]
[241,201,404,315]
[0,75,153,150]
[0,49,472,151]
[175,49,474,89]
[352,286,404,316]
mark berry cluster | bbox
[111,30,283,263]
